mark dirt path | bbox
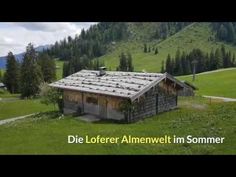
[0,113,37,125]
[203,95,236,102]
[180,67,236,78]
[0,97,20,102]
[0,98,20,102]
[196,67,236,76]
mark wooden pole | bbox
[192,60,198,81]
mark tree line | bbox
[163,45,236,76]
[44,22,192,77]
[47,22,129,61]
[42,23,129,77]
[62,57,105,77]
[143,44,159,54]
[116,52,134,72]
[3,43,56,97]
[212,22,236,44]
[47,22,189,63]
[153,22,191,40]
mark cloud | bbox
[0,22,97,56]
[10,22,97,33]
[3,37,13,43]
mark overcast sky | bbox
[0,22,97,56]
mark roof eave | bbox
[130,72,184,101]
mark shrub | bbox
[39,82,62,111]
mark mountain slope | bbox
[97,22,236,72]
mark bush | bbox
[58,98,64,113]
[39,82,62,111]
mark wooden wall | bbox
[129,80,178,122]
[62,79,179,123]
[63,89,125,120]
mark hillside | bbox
[97,23,236,72]
[177,68,236,98]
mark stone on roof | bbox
[50,70,183,101]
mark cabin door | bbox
[99,98,108,119]
[156,94,159,114]
[84,96,99,116]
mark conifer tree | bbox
[214,48,222,69]
[117,52,127,71]
[38,53,56,83]
[209,49,216,70]
[180,51,187,75]
[185,59,191,74]
[117,52,134,72]
[225,51,231,68]
[204,53,210,71]
[127,52,134,72]
[232,53,236,66]
[161,60,165,73]
[154,48,158,55]
[144,44,147,53]
[63,61,70,77]
[221,45,228,68]
[4,52,20,93]
[174,49,182,75]
[217,24,228,40]
[20,43,43,98]
[165,54,172,74]
[226,23,236,43]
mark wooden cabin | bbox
[50,69,185,123]
[178,81,197,96]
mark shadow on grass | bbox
[93,119,125,125]
[74,113,126,125]
[33,111,62,119]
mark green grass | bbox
[0,69,5,74]
[0,23,235,154]
[0,99,55,120]
[0,90,20,99]
[0,59,61,121]
[0,97,235,154]
[55,59,64,80]
[177,68,236,98]
[127,22,160,41]
[97,22,236,72]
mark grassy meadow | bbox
[0,69,5,75]
[0,58,62,120]
[0,98,55,120]
[178,68,236,98]
[0,91,19,99]
[0,96,235,154]
[55,59,64,80]
[0,23,235,155]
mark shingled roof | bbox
[50,70,183,101]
